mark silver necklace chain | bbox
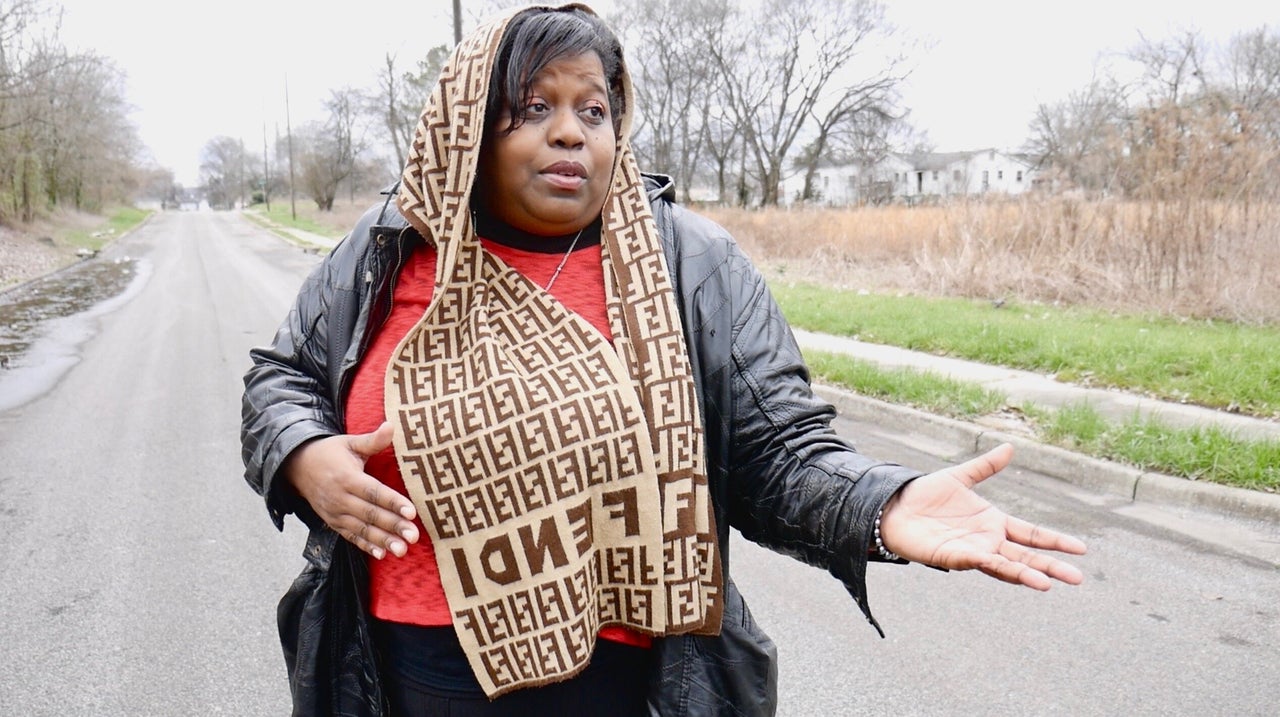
[470,210,586,292]
[543,225,585,291]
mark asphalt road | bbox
[0,210,1276,716]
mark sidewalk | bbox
[794,329,1280,529]
[240,209,340,251]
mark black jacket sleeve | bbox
[240,199,399,531]
[240,240,349,531]
[660,199,921,636]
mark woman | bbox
[240,4,1086,716]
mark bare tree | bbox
[371,46,447,173]
[1025,75,1129,195]
[795,8,905,202]
[298,87,368,210]
[40,50,139,210]
[1130,30,1210,107]
[707,0,901,205]
[0,1,143,221]
[373,53,408,171]
[797,105,907,204]
[200,136,248,209]
[797,90,900,203]
[1100,28,1280,295]
[613,0,724,202]
[0,0,45,97]
[701,102,744,204]
[0,1,57,221]
[1223,26,1280,142]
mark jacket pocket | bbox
[278,562,329,716]
[649,579,779,717]
[277,536,386,717]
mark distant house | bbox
[782,148,1040,206]
[787,154,911,206]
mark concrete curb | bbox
[814,384,1280,525]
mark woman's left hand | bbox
[878,443,1087,590]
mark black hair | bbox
[486,7,626,137]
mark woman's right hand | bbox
[283,421,420,559]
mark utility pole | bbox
[262,122,271,212]
[453,0,462,44]
[285,75,297,221]
[239,138,247,209]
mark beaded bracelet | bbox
[874,508,900,561]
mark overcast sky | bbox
[52,0,1278,186]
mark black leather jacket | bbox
[241,175,921,716]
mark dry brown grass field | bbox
[703,197,1280,324]
[307,193,1280,325]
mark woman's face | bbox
[478,52,617,236]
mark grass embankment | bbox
[778,285,1280,492]
[62,206,153,252]
[253,201,347,239]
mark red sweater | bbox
[343,235,648,648]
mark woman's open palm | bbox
[879,443,1087,590]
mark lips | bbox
[543,161,587,178]
[540,161,588,191]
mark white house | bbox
[892,149,1038,200]
[782,148,1040,206]
[782,154,909,206]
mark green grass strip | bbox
[805,350,1005,418]
[63,206,153,250]
[808,351,1280,492]
[1042,403,1280,491]
[773,282,1280,417]
[256,202,343,238]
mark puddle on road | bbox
[0,256,152,412]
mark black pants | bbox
[374,621,651,717]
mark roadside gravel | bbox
[0,205,111,294]
[0,227,74,291]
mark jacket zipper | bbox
[336,230,408,415]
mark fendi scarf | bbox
[389,3,722,698]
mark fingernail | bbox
[372,546,385,560]
[400,528,416,541]
[400,506,415,519]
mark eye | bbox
[582,104,607,123]
[524,100,550,118]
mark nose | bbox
[547,108,585,148]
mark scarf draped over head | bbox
[390,2,722,698]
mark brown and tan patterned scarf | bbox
[388,3,722,698]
